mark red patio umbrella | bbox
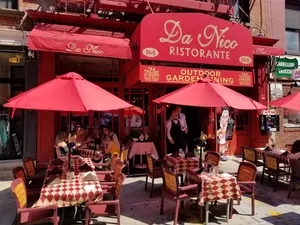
[269,93,300,110]
[124,106,144,117]
[4,72,132,169]
[5,72,132,113]
[153,77,266,166]
[153,77,266,110]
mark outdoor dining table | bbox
[33,156,103,208]
[164,155,199,173]
[129,142,159,169]
[186,168,241,224]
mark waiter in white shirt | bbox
[166,106,187,154]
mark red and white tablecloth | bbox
[128,142,159,159]
[165,155,199,173]
[76,148,103,161]
[33,157,103,208]
[186,169,241,205]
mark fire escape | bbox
[26,0,244,35]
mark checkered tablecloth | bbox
[76,148,103,161]
[129,142,159,159]
[186,169,241,205]
[165,155,199,173]
[33,157,103,208]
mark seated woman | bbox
[54,131,69,158]
[101,125,120,157]
[289,140,300,160]
[72,126,94,148]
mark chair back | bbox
[205,151,220,167]
[113,159,125,181]
[12,167,27,184]
[11,178,27,209]
[290,159,300,180]
[162,168,179,196]
[110,153,119,171]
[146,154,154,173]
[242,146,257,164]
[237,161,257,182]
[23,157,36,177]
[115,173,126,199]
[264,153,278,170]
[120,148,129,162]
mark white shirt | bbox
[166,113,188,141]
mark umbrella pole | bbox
[68,112,72,170]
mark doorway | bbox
[165,87,209,152]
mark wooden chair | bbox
[94,153,119,171]
[120,148,130,175]
[205,151,221,167]
[160,168,198,225]
[145,154,164,198]
[85,173,126,225]
[287,159,300,198]
[11,178,59,225]
[12,167,43,192]
[242,146,263,167]
[261,153,290,191]
[97,159,124,188]
[230,161,257,217]
[23,157,46,179]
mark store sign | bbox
[292,68,300,80]
[140,65,253,87]
[262,110,277,115]
[275,57,298,78]
[138,13,253,67]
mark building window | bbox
[283,87,300,128]
[286,29,300,53]
[0,52,25,160]
[124,88,149,138]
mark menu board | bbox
[226,117,234,140]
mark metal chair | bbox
[230,161,257,217]
[205,151,221,167]
[23,157,46,179]
[287,159,300,198]
[11,178,59,225]
[120,148,130,175]
[160,168,198,225]
[145,154,164,198]
[261,153,290,191]
[242,146,264,167]
[85,173,126,225]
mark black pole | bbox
[68,112,72,170]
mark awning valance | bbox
[28,23,133,59]
[253,45,285,56]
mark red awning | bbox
[28,23,133,59]
[253,45,285,56]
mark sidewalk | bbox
[1,157,300,225]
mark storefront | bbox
[24,12,284,167]
[269,56,300,148]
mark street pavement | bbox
[1,157,300,225]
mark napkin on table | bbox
[79,163,93,171]
[48,167,62,175]
[81,172,98,181]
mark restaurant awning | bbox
[28,23,133,59]
[253,45,285,56]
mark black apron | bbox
[168,119,185,154]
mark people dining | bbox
[289,140,300,160]
[101,125,120,156]
[54,131,69,157]
[71,126,93,148]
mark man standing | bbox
[166,109,185,155]
[175,106,188,152]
